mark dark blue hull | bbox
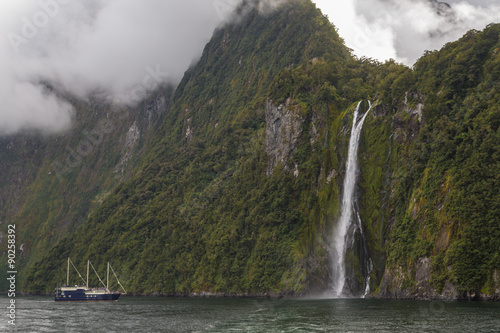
[55,288,120,301]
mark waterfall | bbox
[330,101,373,297]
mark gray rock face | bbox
[114,121,140,177]
[392,92,424,143]
[403,92,424,123]
[265,99,303,175]
[377,258,500,301]
[377,260,456,300]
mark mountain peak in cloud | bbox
[0,0,291,136]
[0,0,243,136]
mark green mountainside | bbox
[0,89,173,291]
[1,0,498,299]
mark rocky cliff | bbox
[265,99,304,175]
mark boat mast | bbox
[67,257,70,286]
[86,260,89,289]
[109,263,127,294]
[107,262,110,292]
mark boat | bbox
[54,258,126,302]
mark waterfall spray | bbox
[330,101,373,297]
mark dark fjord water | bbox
[1,296,499,332]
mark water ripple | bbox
[0,296,499,332]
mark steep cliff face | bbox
[0,88,172,290]
[0,135,46,224]
[19,0,353,294]
[265,99,304,175]
[3,1,499,299]
[358,88,499,301]
[354,25,500,301]
[383,25,499,300]
[378,262,500,301]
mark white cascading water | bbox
[331,101,373,297]
[357,210,374,298]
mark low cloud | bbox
[12,0,492,136]
[1,0,287,136]
[316,0,500,65]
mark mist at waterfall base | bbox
[328,101,374,298]
[2,296,499,332]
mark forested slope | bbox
[6,0,498,299]
[22,0,355,294]
[0,89,172,291]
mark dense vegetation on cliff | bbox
[21,0,357,294]
[0,88,172,291]
[1,0,498,298]
[384,25,500,295]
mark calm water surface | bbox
[1,296,499,332]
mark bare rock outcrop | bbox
[265,99,303,175]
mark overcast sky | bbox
[316,0,500,64]
[0,0,498,136]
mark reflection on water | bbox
[1,296,499,332]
